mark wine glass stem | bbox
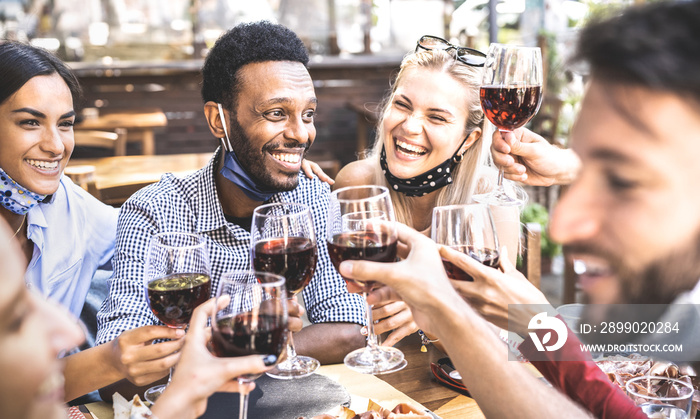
[363,292,379,350]
[238,379,249,419]
[497,129,511,189]
[285,297,298,361]
[286,330,297,360]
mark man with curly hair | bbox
[96,21,366,399]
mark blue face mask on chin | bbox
[0,166,48,215]
[217,103,276,202]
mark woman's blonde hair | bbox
[365,49,487,227]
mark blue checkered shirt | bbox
[96,151,365,345]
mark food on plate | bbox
[306,400,432,419]
[113,392,153,419]
[595,353,652,390]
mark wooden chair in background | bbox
[73,128,127,156]
[523,222,542,289]
[75,108,167,155]
[346,100,381,158]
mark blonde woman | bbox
[334,37,523,346]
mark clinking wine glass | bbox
[211,271,288,419]
[431,204,500,281]
[327,185,405,374]
[251,202,320,379]
[480,43,543,206]
[143,232,212,404]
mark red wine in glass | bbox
[211,312,287,380]
[251,202,320,380]
[252,237,318,295]
[480,85,542,131]
[441,246,500,282]
[213,271,287,418]
[328,185,404,374]
[143,232,211,404]
[147,272,211,327]
[327,231,398,293]
[479,43,543,206]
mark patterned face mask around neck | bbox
[379,137,468,197]
[216,103,276,202]
[0,167,48,215]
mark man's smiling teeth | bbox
[574,259,612,276]
[26,159,59,170]
[271,153,301,164]
[395,139,427,156]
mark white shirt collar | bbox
[671,278,700,304]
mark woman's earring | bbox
[453,152,465,163]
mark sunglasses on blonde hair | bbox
[415,35,486,67]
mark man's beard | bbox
[228,115,307,192]
[575,230,700,344]
[567,229,700,306]
[619,230,700,305]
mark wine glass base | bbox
[473,190,524,207]
[374,359,408,375]
[344,346,405,375]
[265,355,320,380]
[143,384,166,405]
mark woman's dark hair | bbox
[201,20,309,111]
[0,41,81,107]
[572,1,700,104]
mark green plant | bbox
[521,202,561,259]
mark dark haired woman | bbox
[0,41,183,401]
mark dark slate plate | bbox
[200,373,351,419]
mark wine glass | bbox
[211,270,288,419]
[143,232,212,403]
[626,376,694,419]
[251,202,320,379]
[431,204,500,281]
[327,185,405,374]
[480,43,543,206]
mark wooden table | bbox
[75,108,168,155]
[381,333,484,419]
[67,153,212,206]
[68,152,213,190]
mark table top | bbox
[381,333,483,419]
[75,108,168,131]
[83,333,483,419]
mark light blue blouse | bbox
[24,176,117,317]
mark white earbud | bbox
[217,103,233,152]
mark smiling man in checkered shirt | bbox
[95,21,366,397]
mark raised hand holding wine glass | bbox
[211,271,288,419]
[251,202,319,379]
[432,204,500,281]
[143,232,212,403]
[480,43,543,205]
[327,185,405,374]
